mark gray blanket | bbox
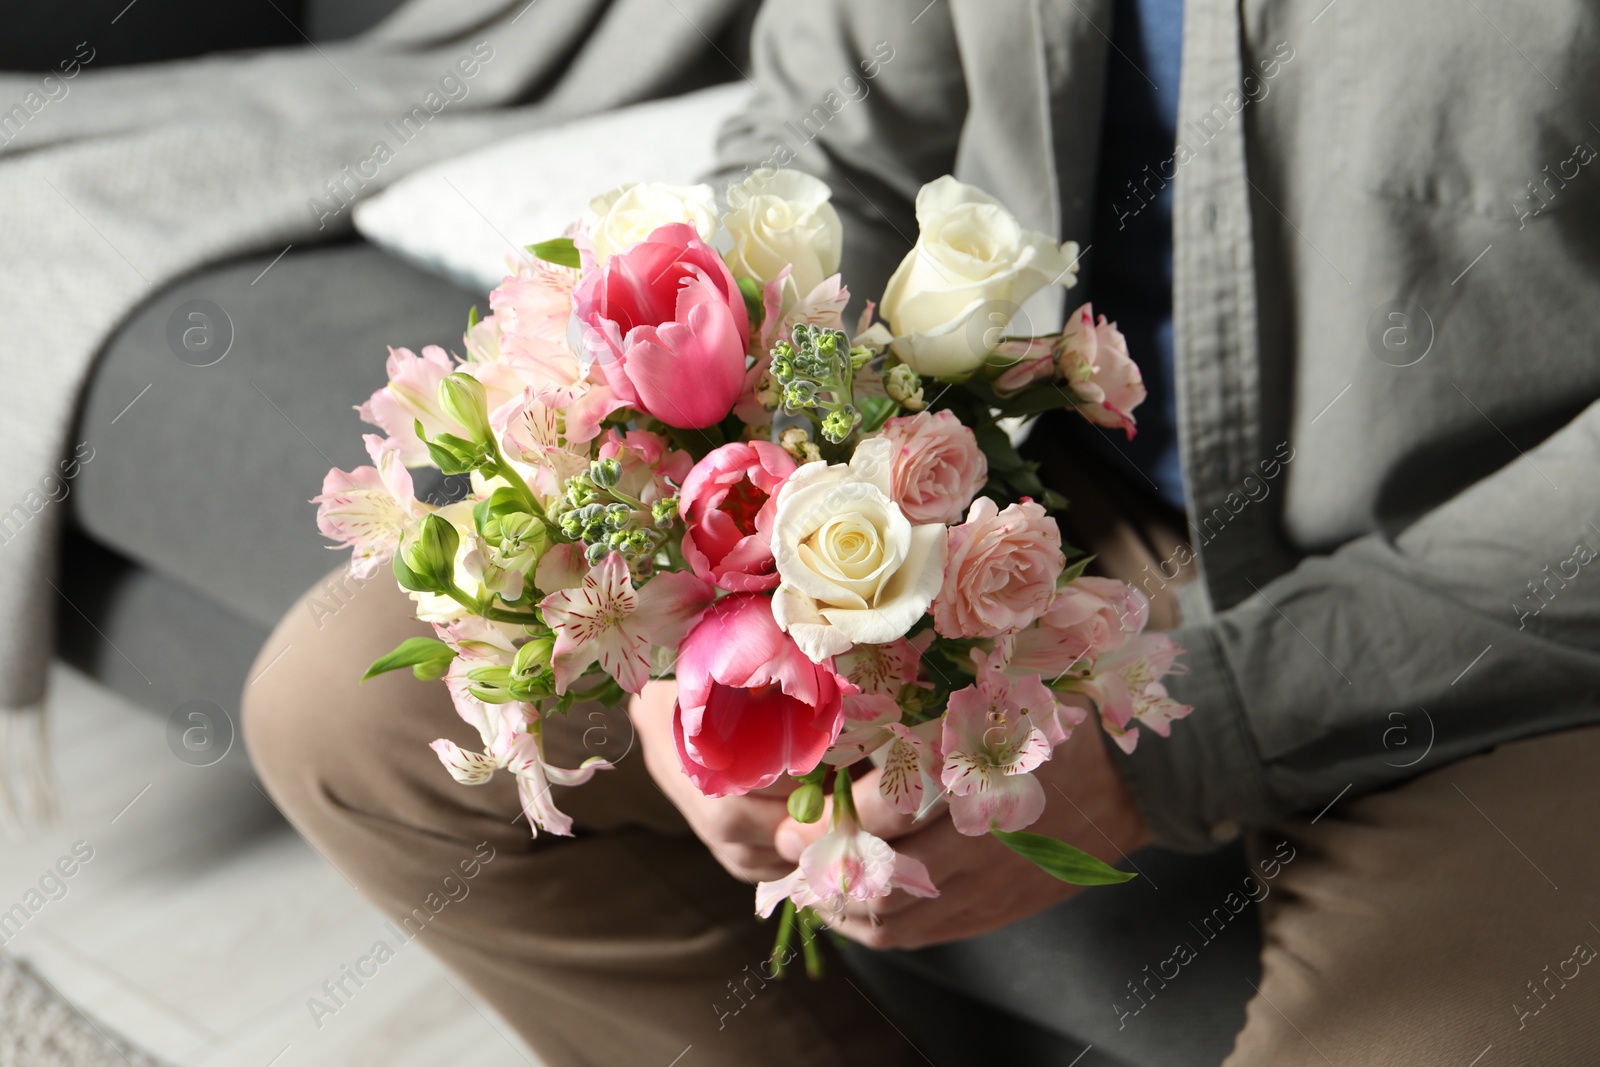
[0,0,743,823]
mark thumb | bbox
[772,768,923,863]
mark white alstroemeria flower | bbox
[770,437,947,663]
[431,719,607,838]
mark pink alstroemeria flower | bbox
[356,345,457,466]
[1057,302,1147,439]
[1007,576,1151,678]
[539,552,713,695]
[755,785,939,918]
[574,223,750,430]
[1081,632,1192,754]
[940,659,1082,835]
[314,434,423,578]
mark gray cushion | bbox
[71,241,482,630]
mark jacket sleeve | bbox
[708,0,969,305]
[1115,398,1600,850]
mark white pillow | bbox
[354,83,751,293]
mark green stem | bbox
[445,586,482,616]
[831,766,857,829]
[484,607,545,625]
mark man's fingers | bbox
[772,768,928,862]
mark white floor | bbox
[0,664,542,1067]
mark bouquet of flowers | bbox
[316,170,1191,964]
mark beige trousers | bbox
[243,568,1600,1066]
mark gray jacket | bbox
[716,0,1600,850]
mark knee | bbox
[241,567,439,816]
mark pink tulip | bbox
[673,593,853,797]
[574,223,750,429]
[679,441,796,592]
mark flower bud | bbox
[590,457,622,489]
[399,514,460,593]
[886,364,926,411]
[437,373,493,446]
[787,782,825,823]
[513,636,555,676]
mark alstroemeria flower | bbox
[1057,302,1146,439]
[940,660,1080,835]
[357,346,457,466]
[314,434,424,578]
[540,552,713,695]
[1007,577,1150,678]
[431,719,607,838]
[825,634,933,763]
[597,428,694,507]
[1080,632,1192,754]
[755,793,939,918]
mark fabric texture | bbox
[710,0,1600,853]
[0,0,749,819]
[1066,0,1186,508]
[242,571,930,1067]
[70,243,480,632]
[353,82,750,293]
[243,563,1600,1066]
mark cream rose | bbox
[771,437,947,662]
[723,169,843,297]
[587,181,718,262]
[879,176,1079,379]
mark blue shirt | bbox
[1069,0,1186,509]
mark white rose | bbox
[723,169,843,296]
[587,181,718,262]
[879,176,1079,378]
[771,437,947,662]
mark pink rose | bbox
[673,593,853,797]
[597,428,693,506]
[878,410,989,526]
[574,223,750,430]
[932,497,1064,639]
[679,441,796,592]
[1008,576,1149,676]
[1057,302,1146,439]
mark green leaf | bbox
[362,637,456,682]
[991,830,1137,885]
[857,393,897,435]
[467,304,480,330]
[1058,553,1097,584]
[737,277,765,330]
[994,382,1078,419]
[526,237,581,270]
[973,423,1028,473]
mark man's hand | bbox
[773,722,1152,950]
[630,680,795,884]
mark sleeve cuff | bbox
[1107,623,1281,852]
